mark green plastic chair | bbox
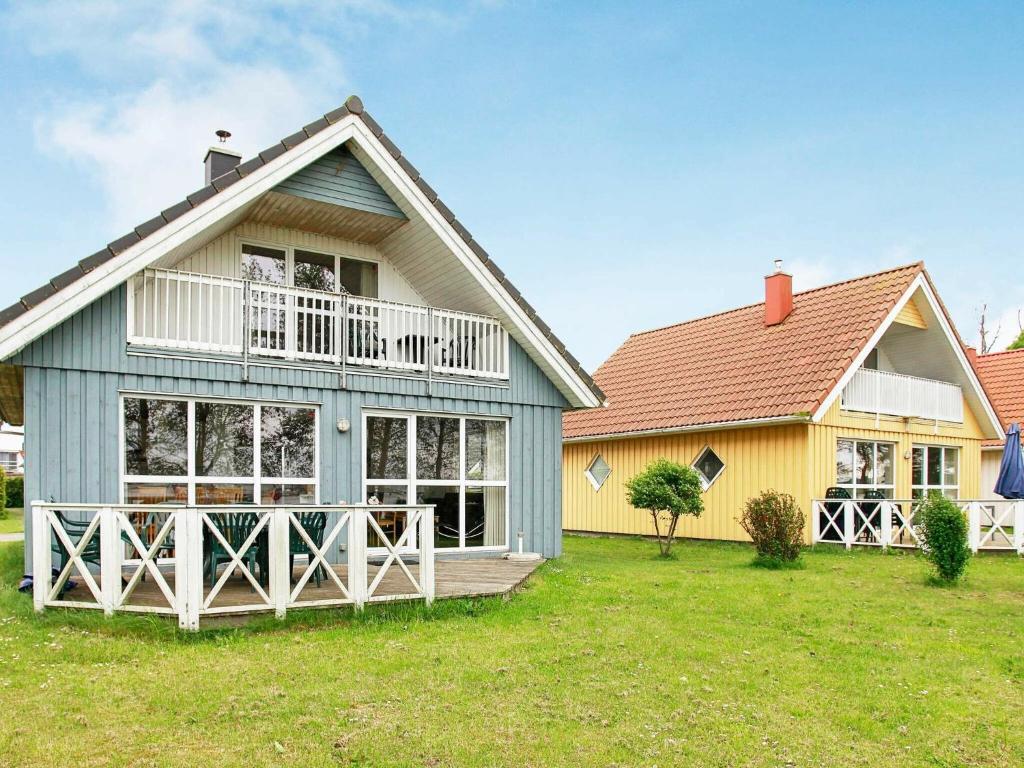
[207,512,264,590]
[51,511,102,574]
[289,510,328,587]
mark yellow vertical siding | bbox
[564,389,988,543]
[894,297,927,329]
[563,424,808,542]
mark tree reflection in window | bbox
[124,398,188,475]
[366,416,408,479]
[261,406,316,478]
[194,403,254,477]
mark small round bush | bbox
[738,490,804,565]
[918,494,970,582]
[625,459,704,557]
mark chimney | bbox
[203,130,241,185]
[764,259,793,326]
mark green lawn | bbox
[0,508,23,535]
[0,536,1022,767]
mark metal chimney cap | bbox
[774,259,784,273]
[215,129,232,143]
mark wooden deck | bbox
[59,557,544,614]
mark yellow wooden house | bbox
[562,262,1004,544]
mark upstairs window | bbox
[240,242,378,298]
[585,454,611,491]
[692,446,725,490]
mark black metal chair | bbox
[857,489,886,542]
[820,487,850,542]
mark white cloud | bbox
[6,1,469,232]
[786,259,838,292]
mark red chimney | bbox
[764,259,793,326]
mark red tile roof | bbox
[975,348,1024,446]
[563,263,924,440]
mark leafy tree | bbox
[918,494,971,583]
[1008,329,1024,350]
[624,459,704,556]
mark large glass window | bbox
[836,439,895,498]
[364,412,508,549]
[240,243,378,299]
[122,396,318,505]
[912,445,959,499]
[241,243,286,284]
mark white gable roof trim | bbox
[0,96,604,409]
[811,273,1003,437]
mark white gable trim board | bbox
[810,274,1003,437]
[0,114,601,409]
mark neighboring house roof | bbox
[975,348,1024,446]
[0,95,603,409]
[564,263,1002,440]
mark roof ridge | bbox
[978,346,1024,359]
[629,261,923,339]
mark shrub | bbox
[0,466,6,512]
[624,459,704,556]
[918,494,970,582]
[738,490,804,565]
[5,476,22,509]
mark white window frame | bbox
[835,438,896,498]
[239,238,379,297]
[362,409,510,552]
[691,445,726,491]
[584,454,611,491]
[118,391,320,506]
[912,444,960,499]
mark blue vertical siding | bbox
[14,284,570,562]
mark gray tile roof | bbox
[0,95,604,403]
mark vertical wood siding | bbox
[15,280,570,562]
[564,391,987,545]
[275,146,406,219]
[563,424,808,542]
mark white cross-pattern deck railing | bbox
[812,498,1024,553]
[30,502,435,630]
[841,368,963,423]
[127,268,510,381]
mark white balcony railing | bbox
[812,498,1024,553]
[841,367,963,422]
[31,502,435,630]
[127,268,510,380]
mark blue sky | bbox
[0,1,1021,371]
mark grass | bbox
[0,508,24,535]
[0,536,1022,767]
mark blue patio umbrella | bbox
[994,423,1024,499]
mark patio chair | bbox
[206,512,264,590]
[857,489,886,543]
[821,487,850,542]
[289,510,328,587]
[51,510,135,590]
[445,335,477,371]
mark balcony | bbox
[841,367,963,423]
[127,269,510,380]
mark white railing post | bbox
[420,506,435,605]
[270,507,290,620]
[349,509,368,610]
[31,502,51,613]
[843,500,854,550]
[880,501,892,549]
[811,501,821,544]
[175,508,202,631]
[1014,501,1024,556]
[967,502,980,553]
[99,506,120,616]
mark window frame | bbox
[835,438,896,498]
[119,391,320,506]
[691,445,726,491]
[238,238,379,298]
[362,409,510,551]
[584,454,611,491]
[911,444,960,499]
